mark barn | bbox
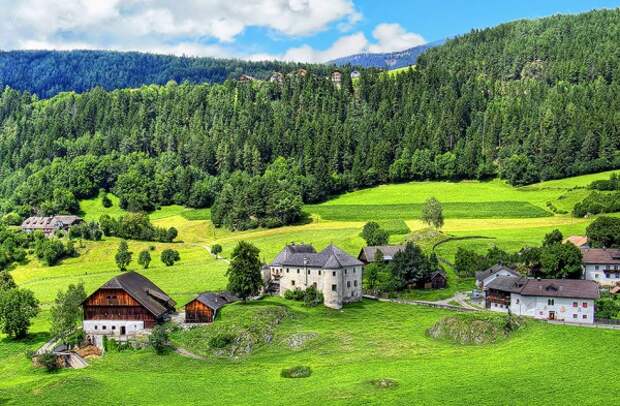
[82,272,176,337]
[184,292,238,323]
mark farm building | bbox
[563,235,589,249]
[330,70,343,85]
[350,70,361,79]
[267,243,364,309]
[475,264,520,289]
[184,292,238,323]
[357,245,405,263]
[581,248,620,286]
[269,72,284,84]
[485,276,599,324]
[21,215,83,237]
[82,272,176,338]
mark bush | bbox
[280,365,312,378]
[303,286,324,307]
[208,332,236,349]
[149,325,169,354]
[284,288,305,301]
[39,352,59,372]
[161,249,180,266]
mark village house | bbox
[238,74,256,82]
[21,215,83,237]
[266,243,364,309]
[581,248,620,286]
[475,264,520,290]
[330,70,343,85]
[350,70,361,79]
[563,235,590,249]
[184,292,238,323]
[269,72,284,84]
[485,276,599,324]
[82,272,176,339]
[357,245,405,264]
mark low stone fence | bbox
[363,295,478,312]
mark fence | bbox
[595,318,620,325]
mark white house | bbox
[267,243,364,309]
[581,248,620,286]
[485,276,599,324]
[475,264,520,290]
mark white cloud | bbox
[0,0,359,52]
[250,23,426,63]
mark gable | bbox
[84,288,141,307]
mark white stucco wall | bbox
[275,265,363,309]
[83,320,145,336]
[583,264,620,286]
[508,294,595,324]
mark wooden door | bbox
[549,311,555,320]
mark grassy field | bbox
[2,298,619,405]
[3,170,620,404]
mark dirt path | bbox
[432,292,479,310]
[175,347,207,361]
[194,244,230,264]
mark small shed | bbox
[184,292,238,323]
[429,271,448,289]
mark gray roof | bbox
[188,292,238,311]
[475,264,519,282]
[21,215,82,229]
[358,245,406,262]
[581,248,620,265]
[486,276,599,300]
[272,243,363,269]
[92,272,176,318]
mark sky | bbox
[1,0,619,62]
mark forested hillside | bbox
[0,50,331,98]
[0,9,619,229]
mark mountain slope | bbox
[0,50,331,98]
[330,40,444,69]
[0,9,619,224]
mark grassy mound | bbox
[427,312,525,345]
[281,366,312,379]
[172,304,289,358]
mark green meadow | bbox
[2,170,620,404]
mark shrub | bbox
[284,288,305,301]
[208,332,236,349]
[369,378,399,389]
[39,352,59,372]
[280,365,312,378]
[303,286,324,307]
[161,249,180,266]
[149,325,169,355]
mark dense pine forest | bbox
[1,9,619,229]
[0,50,332,98]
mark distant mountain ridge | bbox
[330,39,445,69]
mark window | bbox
[547,299,554,306]
[354,280,358,287]
[318,270,321,275]
[102,325,107,330]
[333,271,336,277]
[347,281,351,288]
[286,268,289,273]
[307,270,311,275]
[332,284,337,291]
[344,269,347,274]
[515,299,520,304]
[353,268,356,273]
[573,314,578,319]
[582,314,587,319]
[582,302,588,308]
[313,282,317,288]
[94,325,98,330]
[291,280,295,286]
[573,302,578,307]
[112,325,116,330]
[297,269,300,274]
[595,265,599,270]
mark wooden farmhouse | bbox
[184,292,238,323]
[82,272,176,338]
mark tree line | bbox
[0,9,619,229]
